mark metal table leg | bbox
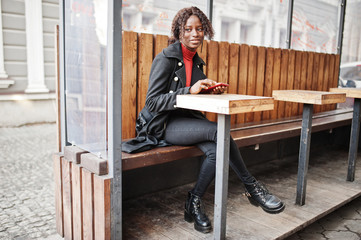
[214,114,231,240]
[296,103,313,206]
[347,98,361,182]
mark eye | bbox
[197,28,204,32]
[185,28,191,32]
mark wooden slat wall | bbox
[121,31,340,139]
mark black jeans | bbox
[164,116,256,197]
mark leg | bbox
[296,103,313,205]
[347,98,361,182]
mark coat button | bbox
[169,90,174,93]
[178,62,182,66]
[197,65,200,68]
[174,76,179,81]
[173,105,177,108]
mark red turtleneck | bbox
[181,44,196,87]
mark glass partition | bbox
[64,0,108,158]
[341,0,361,64]
[122,0,207,36]
[291,0,340,53]
[213,0,289,48]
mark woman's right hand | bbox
[189,79,217,94]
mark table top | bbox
[272,90,346,105]
[329,88,361,99]
[176,94,274,115]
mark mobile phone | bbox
[200,83,229,94]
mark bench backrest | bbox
[121,31,340,139]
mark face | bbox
[181,15,204,51]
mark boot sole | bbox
[184,211,212,233]
[247,196,286,214]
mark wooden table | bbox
[176,94,274,240]
[329,88,361,182]
[273,90,346,205]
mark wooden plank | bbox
[218,41,229,85]
[228,43,240,125]
[254,46,266,122]
[236,44,249,124]
[122,31,138,139]
[293,50,302,116]
[272,90,346,105]
[326,54,336,111]
[72,164,83,240]
[322,54,331,111]
[311,53,320,91]
[278,49,289,119]
[154,34,168,56]
[246,46,257,123]
[94,176,111,240]
[306,52,314,91]
[197,40,208,76]
[137,33,153,117]
[262,47,274,121]
[330,54,341,110]
[62,158,73,240]
[299,51,309,115]
[53,153,64,237]
[176,94,274,115]
[80,153,108,176]
[285,49,296,118]
[329,88,361,98]
[205,40,219,122]
[271,49,281,120]
[82,168,94,240]
[315,53,326,113]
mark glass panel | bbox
[213,0,289,48]
[64,0,108,158]
[341,0,361,64]
[122,0,207,36]
[291,0,340,53]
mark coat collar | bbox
[163,41,206,66]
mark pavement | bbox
[0,123,361,240]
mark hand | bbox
[211,84,227,94]
[189,79,218,94]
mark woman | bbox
[122,6,285,234]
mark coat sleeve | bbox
[145,53,190,113]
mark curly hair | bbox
[168,6,214,45]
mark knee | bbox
[203,148,216,164]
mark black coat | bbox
[122,41,208,153]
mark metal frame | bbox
[214,114,231,240]
[347,98,361,182]
[107,0,123,238]
[286,0,294,49]
[296,104,313,206]
[207,0,213,24]
[58,1,67,152]
[337,0,347,56]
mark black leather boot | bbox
[184,192,212,233]
[245,181,285,214]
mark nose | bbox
[191,29,199,36]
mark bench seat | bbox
[121,108,353,171]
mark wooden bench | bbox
[121,108,352,171]
[53,31,349,239]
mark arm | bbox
[145,55,190,112]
